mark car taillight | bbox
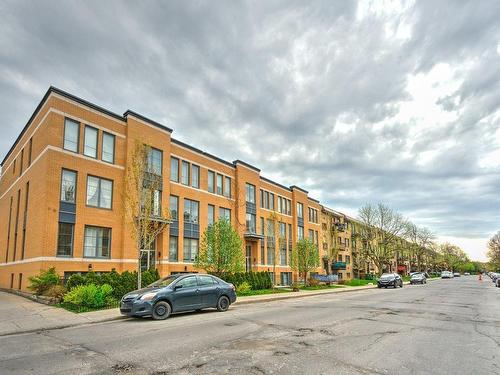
[230,283,235,291]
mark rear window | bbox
[198,275,215,286]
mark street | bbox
[1,277,499,375]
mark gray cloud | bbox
[1,0,499,258]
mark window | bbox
[219,207,231,222]
[19,149,23,176]
[208,171,215,193]
[83,226,111,258]
[169,196,178,220]
[169,236,178,261]
[57,223,74,257]
[84,126,98,158]
[338,254,343,261]
[269,193,274,210]
[102,132,115,163]
[170,157,179,181]
[181,161,190,185]
[60,169,77,203]
[309,229,314,239]
[246,183,255,203]
[297,203,303,218]
[315,231,319,246]
[191,165,200,188]
[64,118,79,152]
[177,275,198,287]
[246,213,256,233]
[86,176,113,209]
[298,226,304,240]
[184,199,199,223]
[208,204,215,226]
[216,174,223,195]
[147,148,162,175]
[12,159,16,175]
[198,275,216,286]
[183,238,199,262]
[308,208,318,223]
[28,138,32,166]
[286,199,291,215]
[151,190,162,216]
[279,222,286,238]
[260,217,265,235]
[224,176,231,197]
[346,255,351,264]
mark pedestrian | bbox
[478,273,482,281]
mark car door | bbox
[172,276,201,312]
[197,275,219,307]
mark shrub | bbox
[66,273,87,291]
[141,268,160,288]
[307,277,320,287]
[236,281,252,294]
[45,285,66,301]
[28,267,60,295]
[217,272,272,290]
[63,283,115,308]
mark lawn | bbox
[343,279,377,287]
[300,285,345,290]
[237,288,293,297]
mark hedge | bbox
[216,271,273,290]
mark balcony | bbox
[244,231,264,241]
[332,261,347,270]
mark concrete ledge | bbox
[0,288,58,305]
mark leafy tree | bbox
[28,267,60,295]
[487,231,500,270]
[291,238,320,286]
[195,218,244,275]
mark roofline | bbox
[1,86,125,166]
[123,110,173,133]
[259,176,292,192]
[171,138,235,168]
[233,159,261,172]
[308,197,320,204]
[290,185,309,194]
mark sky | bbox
[1,0,499,261]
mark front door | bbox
[172,276,201,312]
[245,244,252,272]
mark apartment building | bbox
[0,87,322,291]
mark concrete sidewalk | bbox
[0,284,379,336]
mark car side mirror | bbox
[174,284,183,291]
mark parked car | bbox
[453,272,461,277]
[496,277,500,288]
[377,273,403,288]
[441,271,453,279]
[410,273,427,285]
[120,273,237,320]
[491,273,500,283]
[464,272,470,276]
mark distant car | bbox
[410,273,427,285]
[377,273,403,288]
[453,272,461,277]
[441,271,453,279]
[464,272,470,276]
[120,273,237,320]
[491,273,500,283]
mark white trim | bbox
[51,92,126,125]
[0,256,137,267]
[126,113,171,136]
[0,145,124,201]
[171,144,235,170]
[169,181,235,201]
[51,109,126,138]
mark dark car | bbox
[377,273,403,288]
[410,273,427,285]
[120,273,237,320]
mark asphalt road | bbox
[1,277,499,375]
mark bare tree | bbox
[124,141,171,289]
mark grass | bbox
[342,279,376,287]
[57,301,120,313]
[300,285,345,290]
[237,288,293,297]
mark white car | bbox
[441,271,453,279]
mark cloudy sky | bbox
[1,0,499,261]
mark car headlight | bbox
[140,292,159,301]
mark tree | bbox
[487,231,500,270]
[357,203,407,275]
[195,218,244,275]
[124,141,171,289]
[291,238,320,285]
[438,243,469,272]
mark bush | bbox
[217,272,273,290]
[28,267,60,295]
[45,285,66,301]
[236,281,252,294]
[307,277,320,287]
[63,283,115,308]
[141,268,160,288]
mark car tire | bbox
[217,296,230,312]
[152,301,171,320]
[400,281,403,288]
[377,285,381,288]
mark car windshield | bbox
[412,274,422,278]
[380,274,394,279]
[148,276,177,288]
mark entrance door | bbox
[245,244,252,272]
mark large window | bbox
[183,238,198,262]
[260,190,275,210]
[184,199,199,224]
[84,126,98,158]
[297,203,303,218]
[208,171,215,193]
[170,157,179,181]
[191,165,200,188]
[308,207,318,223]
[57,223,74,257]
[83,226,111,258]
[216,174,223,195]
[147,148,162,175]
[63,118,79,152]
[298,226,304,240]
[169,196,178,220]
[224,176,231,197]
[60,169,77,203]
[246,213,256,233]
[86,176,113,209]
[169,236,178,261]
[208,204,215,226]
[246,183,255,203]
[102,132,115,163]
[219,207,231,222]
[181,161,190,185]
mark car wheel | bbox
[152,301,171,320]
[377,285,381,288]
[217,296,230,312]
[400,281,403,288]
